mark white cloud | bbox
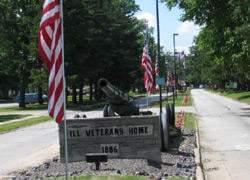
[135,12,156,28]
[176,46,190,54]
[177,21,200,36]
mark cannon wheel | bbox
[103,105,115,117]
[103,105,109,117]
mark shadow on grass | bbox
[0,114,30,123]
[238,95,250,100]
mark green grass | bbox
[128,91,147,97]
[210,89,250,104]
[0,114,31,123]
[183,113,196,130]
[168,176,192,180]
[0,103,48,112]
[153,91,192,107]
[0,116,52,134]
[47,176,147,180]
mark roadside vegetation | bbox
[0,114,31,123]
[210,89,250,104]
[0,116,51,134]
[153,89,192,107]
[0,104,48,112]
[183,113,196,130]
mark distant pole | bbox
[156,0,165,151]
[173,33,178,104]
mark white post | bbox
[60,0,69,179]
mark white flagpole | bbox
[147,93,149,111]
[60,0,69,179]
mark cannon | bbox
[98,78,139,117]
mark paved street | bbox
[0,109,103,177]
[192,89,250,180]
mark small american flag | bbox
[38,0,65,123]
[141,45,154,93]
[180,51,186,68]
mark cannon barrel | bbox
[98,78,129,104]
[98,78,139,117]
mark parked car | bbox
[15,93,47,104]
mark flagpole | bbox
[147,93,149,111]
[145,22,150,112]
[60,0,69,179]
[156,0,165,151]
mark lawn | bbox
[210,90,250,104]
[183,113,196,130]
[0,103,48,112]
[0,116,51,134]
[153,90,192,107]
[0,114,31,123]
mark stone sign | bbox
[59,115,161,162]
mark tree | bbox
[162,0,250,89]
[0,0,41,106]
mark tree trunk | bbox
[19,84,26,108]
[72,83,77,104]
[79,82,84,104]
[38,86,43,104]
[89,81,93,101]
[19,64,26,108]
[66,85,69,106]
[94,81,99,100]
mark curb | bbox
[193,110,205,180]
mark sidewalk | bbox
[192,89,250,180]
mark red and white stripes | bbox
[141,45,154,94]
[155,57,160,90]
[39,0,64,123]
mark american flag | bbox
[38,0,65,123]
[141,45,154,93]
[180,51,186,68]
[155,56,160,90]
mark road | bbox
[0,109,104,177]
[192,89,250,180]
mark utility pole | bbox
[173,33,178,104]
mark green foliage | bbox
[0,0,41,105]
[64,0,144,92]
[29,69,48,91]
[162,0,250,89]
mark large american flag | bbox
[38,0,65,123]
[141,45,154,93]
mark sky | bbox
[134,0,200,54]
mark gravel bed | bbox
[11,129,196,180]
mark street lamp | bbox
[173,33,178,104]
